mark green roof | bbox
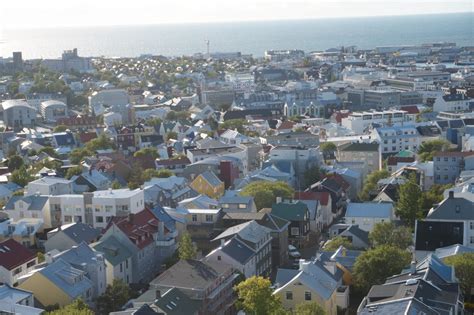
[271,201,308,222]
[395,150,415,158]
[93,236,133,266]
[338,142,379,152]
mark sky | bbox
[1,0,472,29]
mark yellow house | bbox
[273,260,347,315]
[19,259,93,308]
[189,171,224,199]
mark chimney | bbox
[128,213,134,224]
[220,239,225,246]
[155,290,161,300]
[410,260,417,275]
[158,221,164,238]
[276,196,282,204]
[448,191,454,199]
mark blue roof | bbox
[200,171,223,187]
[149,205,176,232]
[345,202,392,218]
[54,242,100,269]
[38,259,93,299]
[53,132,76,147]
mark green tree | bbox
[221,119,248,133]
[418,139,451,162]
[46,299,93,315]
[369,222,412,249]
[111,180,121,189]
[133,147,159,159]
[166,111,177,121]
[166,131,178,140]
[445,253,474,301]
[240,181,294,210]
[420,184,452,216]
[142,168,174,181]
[396,173,423,227]
[295,301,326,315]
[69,148,94,165]
[7,155,24,171]
[178,232,197,260]
[96,279,132,315]
[38,146,60,158]
[37,252,45,263]
[320,142,337,160]
[234,276,284,315]
[66,166,83,179]
[85,133,115,151]
[323,236,354,251]
[353,245,411,292]
[53,125,68,132]
[304,166,327,188]
[10,166,34,187]
[358,170,390,201]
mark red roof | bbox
[294,191,330,206]
[325,173,350,191]
[400,105,420,115]
[277,120,295,130]
[79,132,98,144]
[106,208,168,249]
[0,239,36,271]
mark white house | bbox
[344,202,394,232]
[341,110,410,134]
[25,177,74,196]
[1,99,37,129]
[371,125,421,155]
[433,94,472,113]
[40,100,68,122]
[0,239,38,286]
[3,195,53,228]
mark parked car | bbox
[288,245,301,259]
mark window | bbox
[286,291,293,300]
[105,206,113,212]
[13,267,22,275]
[470,222,474,230]
[205,214,213,222]
[96,216,104,223]
[471,236,474,244]
[26,260,35,268]
[217,255,221,261]
[120,263,123,272]
[192,214,198,222]
[95,206,101,212]
[221,203,229,208]
[305,291,312,301]
[291,227,300,236]
[238,204,247,209]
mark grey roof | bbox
[219,191,253,205]
[434,244,474,259]
[275,268,299,287]
[5,195,49,211]
[93,236,133,266]
[199,171,223,187]
[338,142,379,152]
[343,225,369,245]
[38,259,93,299]
[150,259,232,292]
[215,237,254,265]
[154,288,200,315]
[2,99,36,111]
[51,222,100,244]
[359,298,439,315]
[54,242,102,268]
[427,196,474,220]
[212,220,271,245]
[345,202,393,218]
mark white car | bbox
[288,245,301,259]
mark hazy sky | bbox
[1,0,472,29]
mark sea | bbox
[0,12,473,59]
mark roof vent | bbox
[405,279,418,286]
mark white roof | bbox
[2,99,36,111]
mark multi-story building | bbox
[341,110,410,134]
[3,195,53,228]
[1,100,37,130]
[347,89,401,110]
[25,177,74,196]
[206,220,273,278]
[371,125,421,155]
[336,142,382,176]
[271,201,311,248]
[433,151,474,184]
[0,239,38,286]
[433,93,472,113]
[49,188,144,229]
[40,100,68,123]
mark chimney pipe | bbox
[448,191,454,199]
[128,213,134,224]
[410,260,416,275]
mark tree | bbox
[66,166,83,179]
[295,301,326,315]
[134,147,159,159]
[111,180,121,189]
[7,155,24,171]
[220,119,248,133]
[38,146,60,158]
[10,166,33,187]
[358,170,390,201]
[369,222,412,249]
[445,253,474,301]
[166,131,178,140]
[85,133,115,151]
[37,252,45,263]
[240,181,294,210]
[420,184,452,216]
[323,236,354,251]
[96,279,132,315]
[234,276,284,315]
[46,299,93,315]
[178,232,197,260]
[418,139,451,162]
[69,148,94,164]
[304,166,327,188]
[396,173,422,227]
[353,245,411,292]
[53,125,68,132]
[166,110,177,121]
[320,142,337,160]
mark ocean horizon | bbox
[0,12,472,59]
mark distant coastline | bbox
[1,12,472,59]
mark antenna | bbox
[205,40,210,58]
